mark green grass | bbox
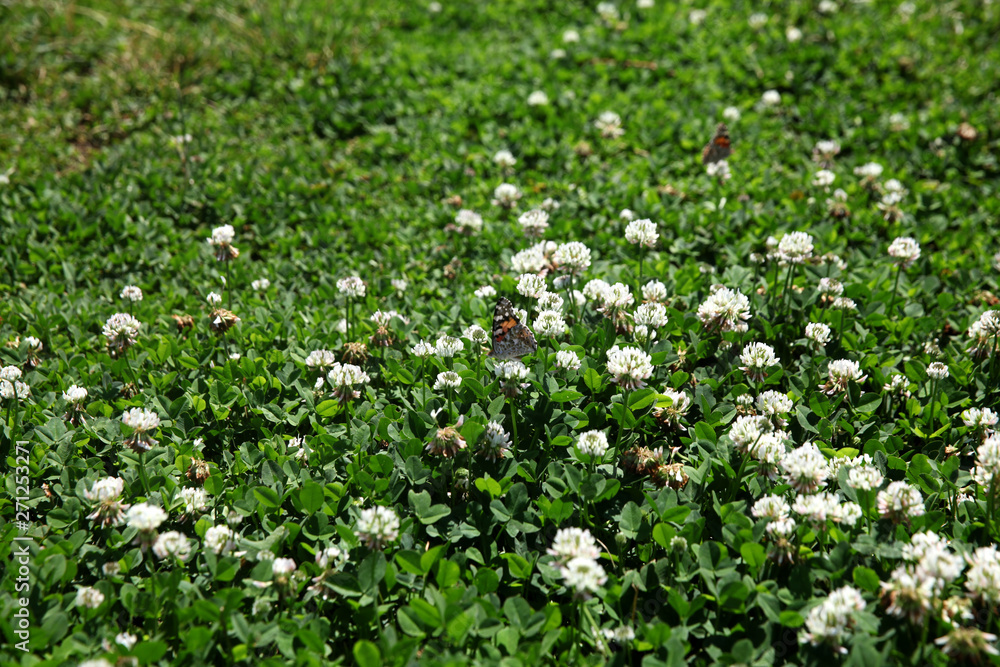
[2,0,1000,665]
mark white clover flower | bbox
[805,322,831,346]
[206,291,222,306]
[327,363,370,403]
[493,183,522,208]
[103,313,141,354]
[153,531,193,561]
[697,287,751,334]
[642,280,667,302]
[817,277,844,298]
[753,495,791,521]
[888,112,910,130]
[689,8,707,25]
[391,278,408,294]
[519,209,550,238]
[371,309,402,328]
[854,162,884,178]
[781,443,830,493]
[596,1,619,22]
[435,336,465,358]
[606,345,653,391]
[527,90,550,106]
[550,48,567,59]
[204,525,236,555]
[434,371,462,391]
[337,277,366,298]
[76,586,105,609]
[474,285,498,300]
[576,430,609,458]
[303,350,334,371]
[883,373,911,397]
[777,231,815,265]
[822,359,867,395]
[463,324,489,345]
[0,366,21,382]
[509,242,548,274]
[316,545,348,571]
[207,224,239,262]
[287,436,309,464]
[121,408,160,452]
[554,242,591,274]
[454,209,484,234]
[178,487,208,514]
[562,556,607,596]
[634,302,667,328]
[761,90,781,106]
[272,557,296,577]
[963,408,998,430]
[750,433,789,480]
[583,279,611,303]
[62,384,88,405]
[115,632,138,650]
[847,465,884,491]
[548,527,600,564]
[654,389,691,427]
[927,362,950,380]
[555,350,582,371]
[624,219,658,247]
[619,208,636,222]
[493,149,516,168]
[538,291,565,312]
[356,505,400,549]
[602,282,634,309]
[786,25,803,42]
[517,273,548,299]
[120,285,143,302]
[965,546,1000,604]
[748,12,768,29]
[534,310,567,338]
[968,310,1000,359]
[251,277,271,291]
[705,160,731,181]
[831,296,857,311]
[728,414,771,453]
[792,491,842,527]
[594,111,625,139]
[740,342,779,382]
[888,236,921,268]
[813,170,836,187]
[478,421,511,461]
[603,625,637,642]
[84,477,125,503]
[722,106,740,121]
[757,391,793,417]
[85,477,129,526]
[562,28,580,43]
[877,481,925,522]
[800,586,866,654]
[126,503,167,532]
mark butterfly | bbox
[701,123,732,165]
[490,297,538,360]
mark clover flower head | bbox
[356,506,400,549]
[606,345,653,391]
[576,430,609,458]
[337,276,366,298]
[454,209,483,234]
[888,236,921,268]
[697,286,751,334]
[624,219,658,247]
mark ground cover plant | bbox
[2,0,1000,665]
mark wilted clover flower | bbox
[427,421,467,457]
[576,430,609,458]
[120,285,143,302]
[85,477,130,526]
[492,183,522,209]
[653,389,691,429]
[927,362,949,380]
[781,443,830,494]
[517,273,548,299]
[207,224,239,262]
[204,525,236,555]
[327,363,370,403]
[594,111,625,138]
[209,307,240,335]
[624,219,658,247]
[454,209,484,235]
[821,359,867,395]
[153,531,193,561]
[642,280,667,302]
[776,231,814,265]
[434,371,462,391]
[337,276,366,298]
[121,407,160,452]
[76,586,106,610]
[356,506,400,550]
[518,209,550,238]
[606,345,653,391]
[935,628,1000,661]
[888,237,921,268]
[554,241,591,274]
[800,586,867,654]
[740,342,779,382]
[495,360,529,398]
[697,286,751,334]
[877,481,925,523]
[103,313,141,356]
[555,350,582,371]
[805,322,831,346]
[435,335,464,358]
[479,421,511,461]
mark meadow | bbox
[2,0,1000,665]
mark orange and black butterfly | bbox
[701,123,732,165]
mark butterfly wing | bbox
[701,123,732,165]
[490,297,537,359]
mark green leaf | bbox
[619,501,642,534]
[779,611,804,627]
[253,486,282,508]
[852,566,881,593]
[652,522,676,549]
[739,542,766,574]
[353,640,381,667]
[358,552,387,594]
[501,553,532,580]
[316,400,339,417]
[131,641,168,662]
[583,368,605,393]
[550,389,584,402]
[299,482,324,514]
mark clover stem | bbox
[888,264,902,318]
